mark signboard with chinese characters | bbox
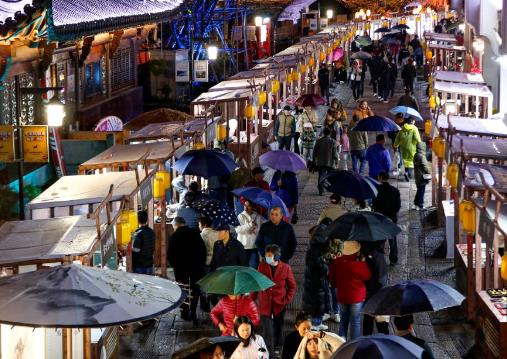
[139,177,153,210]
[175,51,190,82]
[194,60,209,82]
[22,125,49,162]
[0,125,14,162]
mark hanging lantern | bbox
[326,47,332,55]
[416,15,421,22]
[116,222,131,247]
[429,95,436,110]
[308,57,315,67]
[428,85,433,97]
[501,254,507,281]
[424,119,432,136]
[292,71,299,81]
[193,142,205,150]
[319,51,326,62]
[286,72,293,83]
[334,39,340,47]
[459,200,476,234]
[258,91,267,106]
[382,20,389,28]
[128,209,138,231]
[245,104,256,119]
[433,137,446,159]
[216,123,227,140]
[426,50,433,60]
[446,163,459,189]
[300,64,307,74]
[271,79,280,93]
[154,170,171,198]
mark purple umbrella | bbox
[351,115,401,132]
[333,47,344,61]
[259,150,307,172]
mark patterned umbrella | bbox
[190,197,240,226]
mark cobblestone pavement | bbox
[120,74,474,358]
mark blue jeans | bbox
[351,149,367,175]
[331,287,339,314]
[134,266,154,275]
[278,135,292,151]
[339,302,363,340]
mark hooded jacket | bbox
[294,333,344,359]
[365,143,392,179]
[414,142,432,186]
[394,123,421,168]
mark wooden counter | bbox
[476,290,507,358]
[229,133,261,168]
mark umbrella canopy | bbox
[319,170,379,200]
[381,37,401,45]
[172,336,240,359]
[325,211,402,242]
[351,51,372,60]
[352,115,401,132]
[295,94,327,107]
[0,264,185,328]
[354,37,372,46]
[362,279,465,316]
[331,334,423,359]
[190,197,240,226]
[389,106,423,121]
[231,187,289,217]
[259,150,307,172]
[333,47,344,61]
[374,27,391,33]
[392,24,410,30]
[197,266,275,295]
[173,149,237,178]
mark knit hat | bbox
[341,240,361,255]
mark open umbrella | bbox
[319,170,379,199]
[259,150,307,172]
[392,24,410,30]
[381,37,401,46]
[295,94,326,107]
[325,211,402,242]
[172,337,240,359]
[374,27,391,33]
[354,37,372,47]
[190,197,240,226]
[333,47,344,61]
[389,106,423,121]
[351,115,401,132]
[362,279,465,316]
[331,334,423,359]
[231,187,289,217]
[0,264,185,328]
[197,266,275,295]
[351,51,372,60]
[173,149,237,178]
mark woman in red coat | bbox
[253,244,297,354]
[328,241,371,340]
[211,294,260,336]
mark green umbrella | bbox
[197,266,275,295]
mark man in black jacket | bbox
[372,172,401,265]
[210,223,247,270]
[394,315,436,359]
[317,64,330,105]
[168,216,207,323]
[256,207,297,262]
[131,210,155,275]
[313,127,338,195]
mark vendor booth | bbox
[433,79,493,118]
[434,70,486,85]
[428,44,466,72]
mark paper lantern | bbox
[501,255,507,281]
[426,50,433,59]
[459,200,476,234]
[271,80,280,93]
[154,170,171,198]
[446,163,459,189]
[258,91,267,106]
[319,51,325,62]
[128,209,138,232]
[382,20,389,28]
[193,142,205,150]
[217,123,227,140]
[308,57,315,67]
[286,72,293,83]
[429,95,436,110]
[334,39,340,47]
[424,119,431,136]
[326,47,332,55]
[300,64,307,74]
[245,104,256,119]
[433,137,446,159]
[116,222,131,247]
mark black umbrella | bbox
[331,334,423,359]
[190,197,240,226]
[172,337,240,359]
[374,27,391,33]
[392,24,410,30]
[362,279,465,316]
[325,211,401,242]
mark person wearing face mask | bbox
[252,244,296,356]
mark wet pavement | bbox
[119,73,474,358]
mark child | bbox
[339,124,350,170]
[230,316,269,359]
[301,122,316,164]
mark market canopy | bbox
[436,115,507,138]
[208,78,266,92]
[423,31,457,43]
[127,123,184,142]
[472,198,507,236]
[451,135,507,160]
[125,108,193,131]
[434,71,485,85]
[433,80,493,98]
[191,89,252,105]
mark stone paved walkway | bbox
[120,74,474,358]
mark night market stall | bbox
[433,79,493,118]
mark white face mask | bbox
[265,256,276,266]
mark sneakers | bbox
[331,313,341,322]
[311,324,329,331]
[322,313,331,321]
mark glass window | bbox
[84,61,103,98]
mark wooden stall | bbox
[433,79,493,118]
[428,44,466,72]
[424,31,458,45]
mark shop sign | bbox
[478,210,495,247]
[194,60,209,82]
[175,51,189,82]
[100,225,116,267]
[0,125,14,162]
[22,125,49,162]
[140,178,153,209]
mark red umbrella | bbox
[295,94,326,107]
[333,47,344,61]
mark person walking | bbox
[397,44,410,66]
[313,127,338,196]
[131,210,155,275]
[349,101,373,175]
[394,315,436,359]
[394,117,421,181]
[230,316,269,359]
[369,53,383,97]
[350,60,362,101]
[270,170,299,219]
[322,111,340,142]
[328,241,371,340]
[317,194,347,224]
[168,216,207,324]
[254,244,297,355]
[256,207,297,263]
[365,134,392,180]
[282,313,312,359]
[210,223,248,270]
[243,167,270,217]
[211,295,260,336]
[274,106,296,151]
[413,142,432,210]
[199,215,219,269]
[318,64,330,105]
[237,200,264,268]
[401,58,417,93]
[175,192,201,229]
[301,122,316,164]
[397,88,420,111]
[372,171,401,265]
[378,59,392,103]
[388,113,406,176]
[388,57,398,99]
[339,124,350,170]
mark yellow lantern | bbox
[433,137,446,159]
[334,39,340,47]
[116,222,131,247]
[154,170,171,198]
[382,20,389,28]
[319,51,325,62]
[308,57,315,67]
[459,200,476,234]
[271,79,280,93]
[424,119,431,136]
[216,123,227,140]
[292,71,299,81]
[416,16,420,22]
[245,104,256,119]
[429,95,436,110]
[128,209,138,231]
[326,47,332,55]
[193,142,205,150]
[286,72,293,83]
[446,163,459,189]
[501,254,507,281]
[258,91,267,106]
[426,50,433,60]
[300,64,307,74]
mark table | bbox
[476,291,507,358]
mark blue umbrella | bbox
[352,115,401,132]
[331,334,423,359]
[190,197,240,226]
[259,150,307,172]
[389,106,424,121]
[319,170,380,199]
[173,149,237,178]
[362,279,465,315]
[231,187,289,217]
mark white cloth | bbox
[230,336,269,359]
[236,210,264,250]
[294,333,344,359]
[201,227,220,265]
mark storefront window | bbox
[84,61,103,98]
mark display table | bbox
[455,243,486,295]
[476,291,507,358]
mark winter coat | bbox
[230,335,269,359]
[210,238,248,270]
[389,63,398,82]
[317,204,347,224]
[301,129,316,149]
[256,220,297,262]
[322,119,340,142]
[168,225,207,276]
[318,67,330,88]
[282,331,302,359]
[328,254,371,304]
[313,135,338,168]
[253,261,296,316]
[365,143,392,180]
[394,123,421,169]
[294,332,344,359]
[131,225,155,268]
[210,296,260,336]
[414,142,432,186]
[275,113,296,137]
[372,182,401,223]
[401,63,417,81]
[236,210,263,250]
[270,171,299,208]
[363,246,388,300]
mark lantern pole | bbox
[159,162,167,278]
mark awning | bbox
[451,135,507,160]
[436,115,507,138]
[465,163,507,195]
[278,0,317,23]
[434,71,485,85]
[434,80,493,98]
